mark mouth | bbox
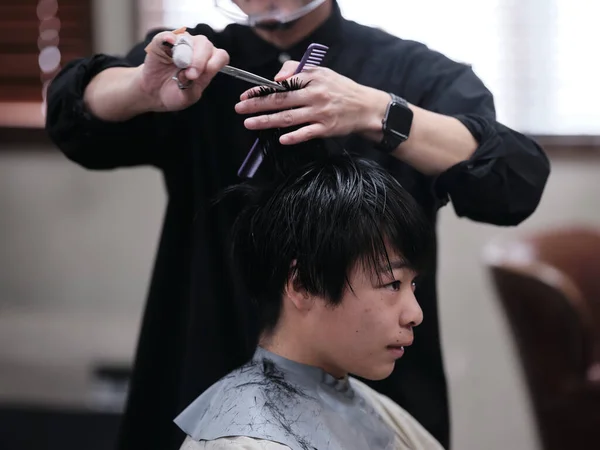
[386,345,405,358]
[386,341,412,358]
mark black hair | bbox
[224,77,434,334]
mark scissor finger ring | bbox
[172,68,193,90]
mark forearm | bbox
[360,87,477,176]
[46,58,172,170]
[83,65,157,122]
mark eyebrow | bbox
[377,259,409,274]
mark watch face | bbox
[387,102,414,139]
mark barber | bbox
[45,1,550,449]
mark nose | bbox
[400,289,423,328]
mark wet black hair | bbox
[224,77,434,334]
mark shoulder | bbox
[175,361,285,440]
[180,436,290,450]
[340,18,452,62]
[350,378,444,450]
[350,377,424,426]
[338,19,471,96]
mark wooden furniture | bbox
[484,226,600,450]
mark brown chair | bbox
[483,226,600,450]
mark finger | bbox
[243,107,315,131]
[274,60,301,81]
[203,48,230,79]
[184,35,214,80]
[279,123,326,145]
[195,48,230,89]
[239,72,312,101]
[145,31,178,63]
[236,89,311,115]
[239,86,266,101]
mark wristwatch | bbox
[376,93,414,153]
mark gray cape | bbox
[174,347,396,450]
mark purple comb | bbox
[237,43,329,178]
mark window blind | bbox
[0,0,92,103]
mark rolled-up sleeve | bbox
[402,45,551,226]
[45,30,176,170]
[434,113,550,226]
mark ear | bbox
[283,262,313,312]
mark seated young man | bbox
[174,82,443,450]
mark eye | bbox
[385,280,401,291]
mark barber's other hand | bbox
[139,30,230,112]
[235,60,387,145]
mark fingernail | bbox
[187,68,199,79]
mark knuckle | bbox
[283,111,294,125]
[314,87,330,101]
[216,48,230,64]
[154,31,173,42]
[193,34,209,45]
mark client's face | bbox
[307,254,423,380]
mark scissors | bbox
[163,36,286,91]
[219,65,286,91]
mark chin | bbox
[353,362,395,381]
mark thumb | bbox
[274,60,300,81]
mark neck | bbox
[259,326,346,379]
[253,0,333,49]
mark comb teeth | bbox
[297,43,329,73]
[306,53,325,65]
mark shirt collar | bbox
[225,0,344,70]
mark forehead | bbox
[351,253,417,280]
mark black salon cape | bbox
[45,3,550,449]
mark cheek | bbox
[343,306,390,352]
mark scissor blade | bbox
[220,65,286,90]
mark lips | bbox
[387,345,405,358]
[388,340,413,349]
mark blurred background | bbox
[0,1,599,449]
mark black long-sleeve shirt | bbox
[45,3,550,450]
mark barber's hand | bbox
[235,60,387,145]
[139,30,230,112]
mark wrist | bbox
[357,87,390,142]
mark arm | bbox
[45,31,174,170]
[236,43,549,226]
[359,44,550,226]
